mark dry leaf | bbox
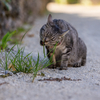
[27,34,34,37]
[8,63,16,71]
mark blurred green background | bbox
[0,0,100,39]
[54,0,79,4]
[53,0,100,4]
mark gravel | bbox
[0,4,100,100]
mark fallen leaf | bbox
[8,63,16,71]
[27,34,34,37]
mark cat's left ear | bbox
[61,30,69,37]
[47,14,54,25]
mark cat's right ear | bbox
[47,14,53,24]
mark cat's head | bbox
[40,14,69,46]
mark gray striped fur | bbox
[40,14,87,70]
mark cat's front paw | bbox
[73,62,81,67]
[59,66,67,70]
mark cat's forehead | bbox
[41,24,52,34]
[42,24,52,31]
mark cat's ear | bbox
[61,30,69,37]
[47,14,53,24]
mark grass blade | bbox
[20,29,30,43]
[43,45,45,57]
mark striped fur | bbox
[40,14,87,70]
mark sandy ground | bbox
[0,3,100,100]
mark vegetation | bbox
[54,0,100,5]
[1,0,11,11]
[0,31,56,82]
[54,0,79,4]
[67,0,79,4]
[54,0,67,4]
[10,26,31,44]
[0,31,16,51]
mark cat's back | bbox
[53,19,69,31]
[53,19,77,32]
[77,37,87,57]
[53,19,78,41]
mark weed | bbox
[0,43,16,70]
[0,44,56,82]
[1,0,11,11]
[32,43,57,82]
[14,27,26,35]
[9,46,33,73]
[0,31,16,51]
[11,27,31,44]
[0,30,57,82]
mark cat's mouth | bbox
[40,40,49,46]
[40,40,49,45]
[40,40,45,46]
[40,40,61,47]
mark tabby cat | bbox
[40,14,87,70]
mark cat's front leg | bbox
[60,54,68,70]
[48,53,56,69]
[60,47,72,70]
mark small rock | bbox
[5,70,13,76]
[16,72,24,78]
[0,70,13,77]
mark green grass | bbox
[54,0,79,4]
[54,0,67,4]
[14,27,26,35]
[1,0,11,11]
[0,31,16,51]
[0,44,55,82]
[10,26,31,44]
[67,0,79,4]
[9,46,33,73]
[0,30,57,82]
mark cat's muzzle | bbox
[40,40,45,46]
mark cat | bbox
[40,14,87,70]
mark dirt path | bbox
[0,3,100,100]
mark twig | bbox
[38,76,81,82]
